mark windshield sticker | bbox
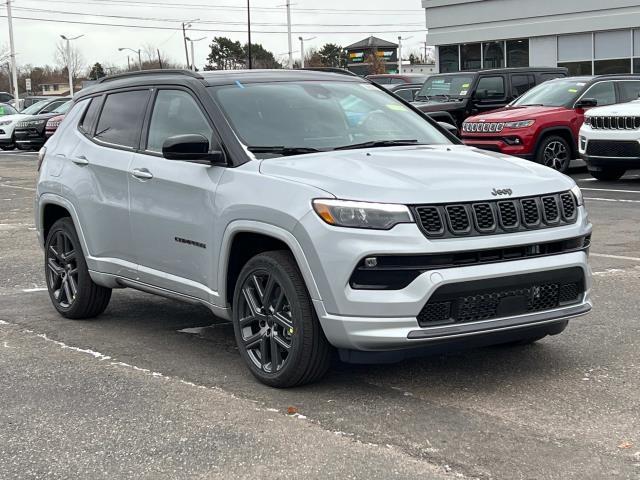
[568,88,578,93]
[387,104,407,111]
[460,90,468,96]
[576,83,586,86]
[462,83,470,88]
[235,80,245,89]
[433,79,445,84]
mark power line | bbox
[0,14,427,34]
[11,6,425,27]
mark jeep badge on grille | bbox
[491,188,513,196]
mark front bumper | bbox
[14,128,46,148]
[579,128,640,170]
[296,208,592,351]
[461,135,535,159]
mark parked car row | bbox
[0,97,70,150]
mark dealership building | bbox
[423,0,640,75]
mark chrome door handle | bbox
[131,168,153,180]
[71,155,89,166]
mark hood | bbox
[466,106,568,122]
[585,101,640,116]
[0,113,28,124]
[259,145,574,204]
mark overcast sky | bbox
[1,0,428,71]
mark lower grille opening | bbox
[417,267,585,327]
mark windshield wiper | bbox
[247,146,322,156]
[333,139,421,151]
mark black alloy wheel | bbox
[44,218,111,319]
[537,135,571,173]
[232,251,331,388]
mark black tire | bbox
[536,135,571,173]
[0,145,14,151]
[589,168,626,181]
[15,144,30,151]
[44,217,111,319]
[232,250,332,388]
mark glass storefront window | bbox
[594,58,631,75]
[460,43,481,71]
[558,61,593,76]
[483,42,504,69]
[634,58,640,74]
[439,45,459,73]
[506,39,529,67]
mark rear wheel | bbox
[0,145,14,151]
[45,218,112,319]
[536,135,571,173]
[589,168,626,181]
[232,250,332,388]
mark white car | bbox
[0,98,70,150]
[579,100,640,181]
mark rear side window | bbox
[394,88,416,102]
[617,81,640,103]
[79,97,102,135]
[41,100,66,114]
[511,74,535,97]
[95,90,150,148]
[475,76,505,100]
[146,90,213,153]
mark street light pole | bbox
[181,18,199,69]
[397,36,413,75]
[6,0,19,103]
[119,47,142,71]
[286,0,293,69]
[298,36,316,69]
[60,34,84,97]
[247,0,252,69]
[185,37,206,72]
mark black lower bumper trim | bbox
[582,154,640,169]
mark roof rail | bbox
[97,69,204,84]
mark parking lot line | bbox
[581,187,640,194]
[584,196,640,204]
[0,184,36,191]
[591,253,640,262]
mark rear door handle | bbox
[71,155,89,166]
[131,168,153,180]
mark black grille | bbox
[586,140,640,158]
[521,198,540,226]
[445,205,471,234]
[414,206,444,235]
[472,203,496,232]
[413,191,578,238]
[542,196,560,224]
[560,193,576,220]
[417,268,584,326]
[497,201,518,228]
[587,115,640,130]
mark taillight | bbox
[37,146,47,171]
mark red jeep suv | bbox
[461,75,640,172]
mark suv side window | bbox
[475,76,505,100]
[41,100,65,114]
[583,81,616,107]
[94,90,150,148]
[394,88,416,102]
[617,81,640,103]
[78,97,102,135]
[389,78,405,85]
[146,90,213,153]
[511,74,535,97]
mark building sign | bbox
[25,78,32,91]
[349,52,365,63]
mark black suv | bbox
[412,67,568,126]
[14,100,72,150]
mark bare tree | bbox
[366,50,386,75]
[55,40,85,78]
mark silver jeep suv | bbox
[35,70,592,387]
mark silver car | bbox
[35,69,592,387]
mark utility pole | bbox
[127,56,131,71]
[247,0,252,69]
[298,36,316,69]
[6,0,19,103]
[182,22,190,69]
[157,49,163,69]
[398,36,403,75]
[137,49,142,70]
[286,0,293,69]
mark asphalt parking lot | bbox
[1,151,639,479]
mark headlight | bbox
[312,199,414,230]
[0,120,11,126]
[503,120,535,129]
[571,185,583,206]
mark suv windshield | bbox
[0,103,18,116]
[416,74,474,100]
[53,101,72,115]
[512,79,587,107]
[21,100,50,115]
[210,81,451,158]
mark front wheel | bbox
[589,168,626,181]
[45,218,112,319]
[536,135,571,173]
[232,251,332,388]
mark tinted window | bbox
[539,73,565,82]
[506,39,529,68]
[583,81,616,106]
[439,45,459,73]
[389,78,405,84]
[147,90,213,153]
[418,74,474,99]
[41,100,67,114]
[79,97,102,135]
[483,42,504,69]
[475,76,505,100]
[619,81,640,103]
[394,88,416,102]
[558,61,592,76]
[460,43,481,71]
[95,90,150,148]
[511,74,535,97]
[594,58,631,75]
[22,100,49,115]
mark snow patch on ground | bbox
[35,333,112,361]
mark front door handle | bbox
[71,155,89,166]
[131,168,154,180]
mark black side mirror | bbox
[575,98,598,109]
[162,134,225,165]
[438,121,459,137]
[474,89,488,101]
